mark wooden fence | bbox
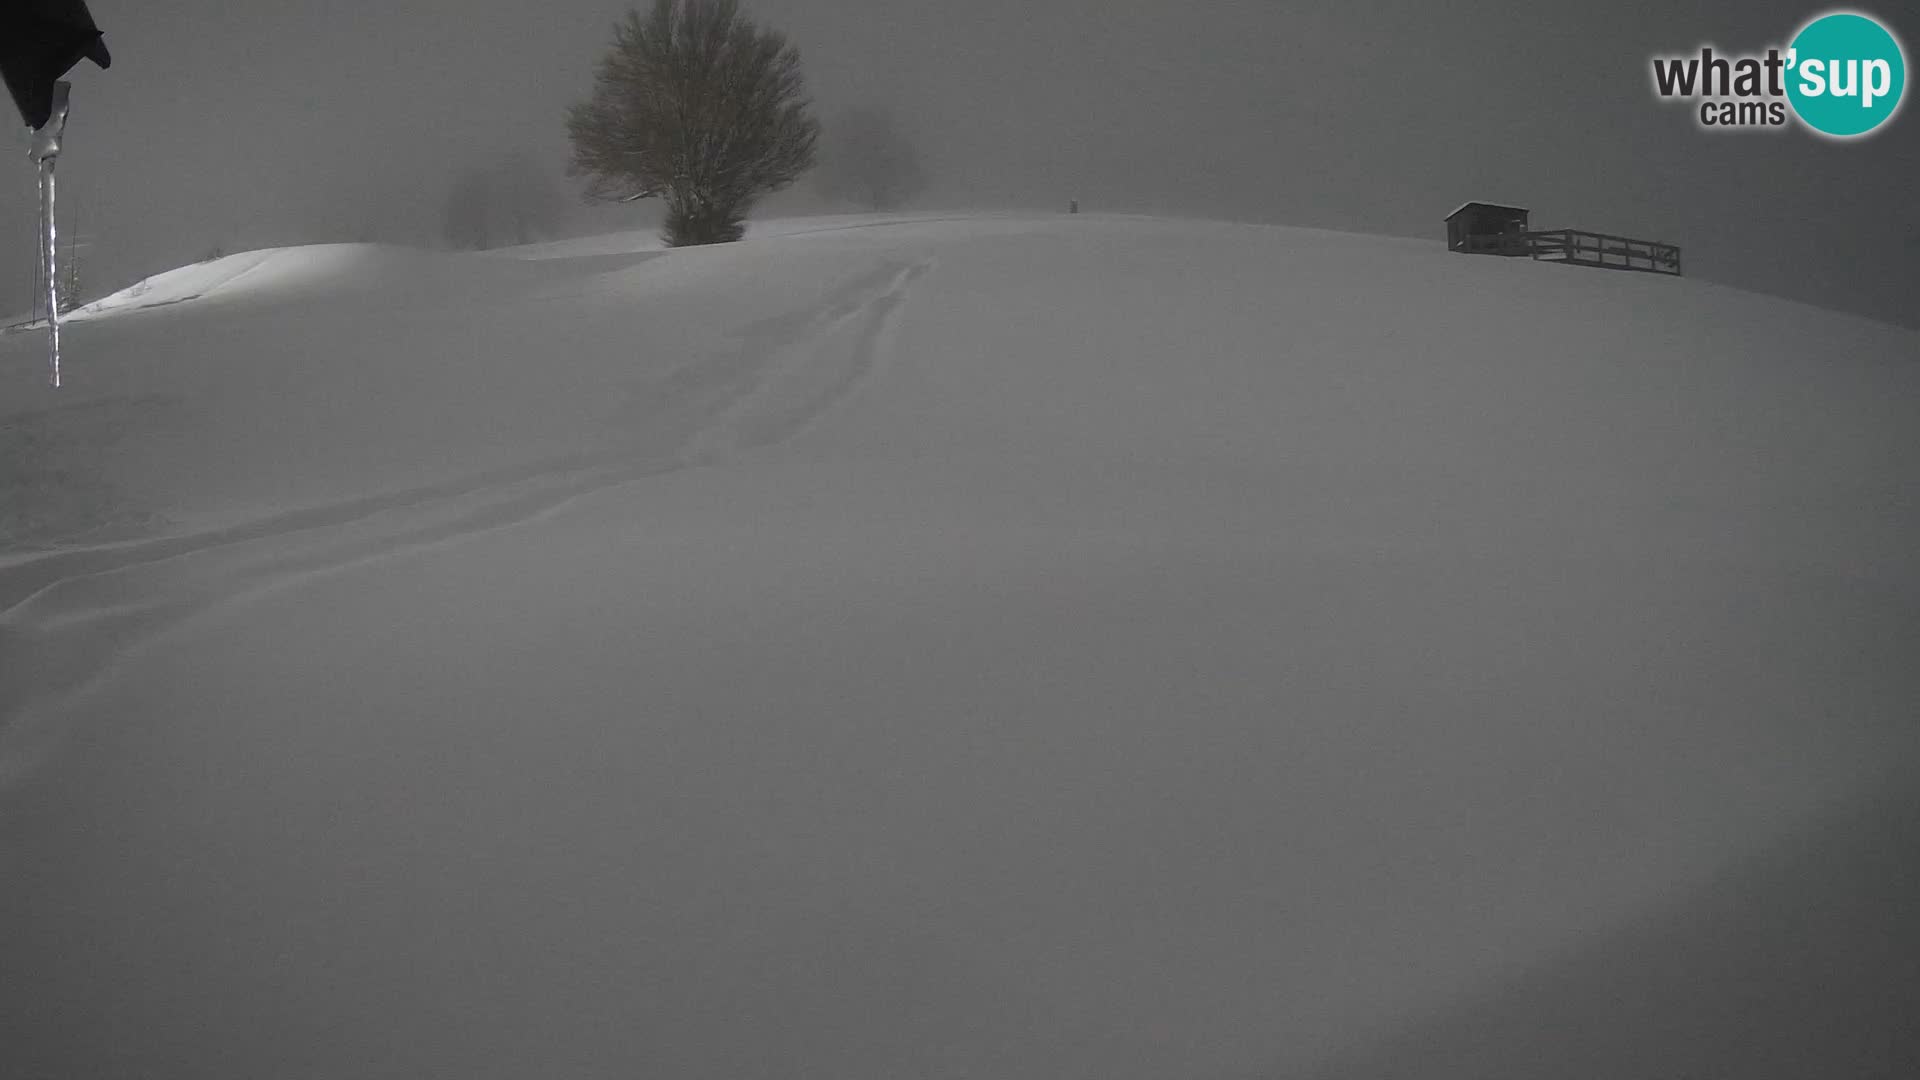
[1458,230,1682,276]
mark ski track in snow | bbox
[0,255,934,783]
[682,258,930,458]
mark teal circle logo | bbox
[1786,12,1907,137]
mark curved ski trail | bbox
[0,255,934,782]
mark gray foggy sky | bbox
[8,0,1918,327]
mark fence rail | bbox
[1457,229,1682,276]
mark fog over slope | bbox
[3,213,1917,1080]
[10,1,1918,329]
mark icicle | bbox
[41,155,61,388]
[30,81,72,388]
[31,154,46,326]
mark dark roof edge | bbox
[1445,201,1530,220]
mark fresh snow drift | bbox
[3,213,1918,1080]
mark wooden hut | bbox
[1445,201,1531,256]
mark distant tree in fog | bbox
[816,107,926,211]
[442,170,488,250]
[442,154,564,250]
[566,0,819,247]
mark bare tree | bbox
[566,0,819,247]
[817,106,926,211]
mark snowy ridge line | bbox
[67,249,282,320]
[767,214,1027,240]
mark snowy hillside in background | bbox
[3,213,1917,1080]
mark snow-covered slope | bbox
[2,213,1917,1080]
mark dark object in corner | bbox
[1,0,110,131]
